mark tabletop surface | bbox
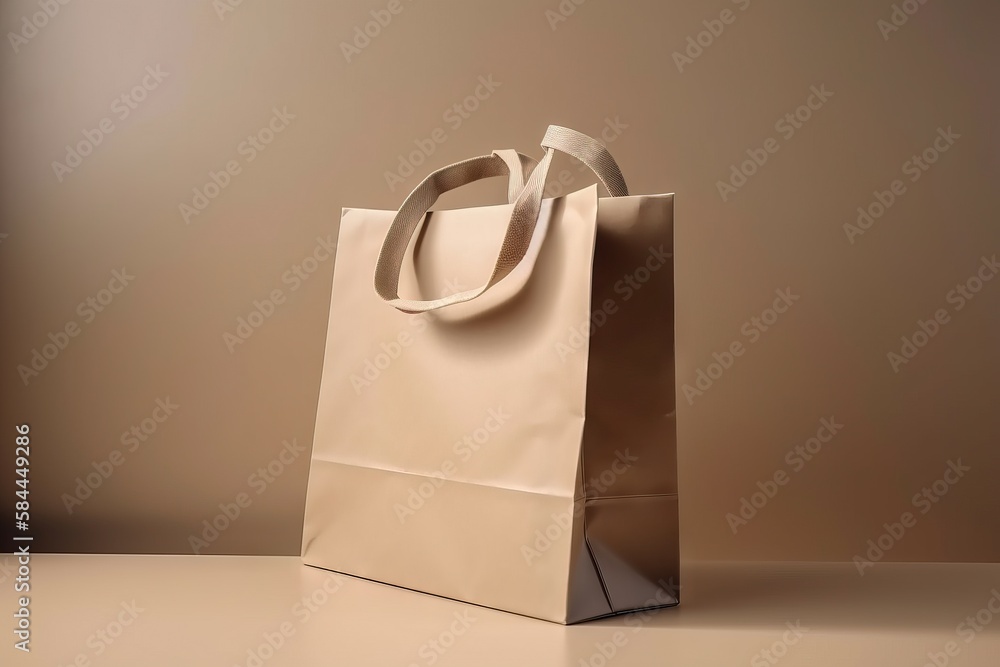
[4,555,999,666]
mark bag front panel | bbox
[302,186,601,622]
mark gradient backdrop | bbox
[1,0,997,562]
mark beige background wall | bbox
[1,0,997,561]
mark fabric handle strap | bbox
[374,126,629,313]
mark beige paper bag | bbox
[301,126,678,623]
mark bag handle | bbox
[540,125,628,197]
[373,126,629,313]
[493,149,539,203]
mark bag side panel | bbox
[575,194,680,615]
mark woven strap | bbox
[374,126,628,313]
[493,149,539,203]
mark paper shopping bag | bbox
[301,126,678,623]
